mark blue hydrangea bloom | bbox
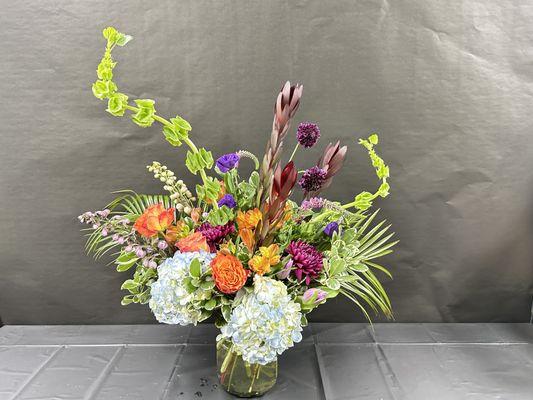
[149,251,215,326]
[218,275,303,365]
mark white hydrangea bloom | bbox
[149,250,215,325]
[219,275,303,365]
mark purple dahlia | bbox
[286,240,324,285]
[299,166,327,193]
[197,222,235,252]
[297,122,320,148]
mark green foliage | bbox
[208,206,234,226]
[186,148,213,174]
[350,134,391,211]
[236,171,260,209]
[120,264,157,305]
[106,93,129,116]
[131,99,156,127]
[92,80,117,99]
[320,209,397,321]
[162,116,192,146]
[196,176,221,203]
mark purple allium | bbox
[300,197,325,210]
[299,166,327,193]
[216,153,240,173]
[303,288,327,304]
[217,194,237,209]
[197,222,236,252]
[286,240,324,285]
[324,221,339,237]
[297,122,320,148]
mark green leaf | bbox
[204,299,217,311]
[131,99,155,127]
[115,33,132,46]
[196,177,220,202]
[121,279,138,291]
[369,134,379,145]
[200,280,216,290]
[326,278,341,290]
[221,305,231,322]
[121,295,134,305]
[189,258,201,278]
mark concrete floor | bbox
[1,323,532,399]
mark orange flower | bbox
[134,204,175,238]
[164,220,187,244]
[249,244,281,275]
[210,252,248,294]
[190,208,202,224]
[236,209,262,230]
[239,228,256,253]
[176,232,210,253]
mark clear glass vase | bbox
[216,338,277,397]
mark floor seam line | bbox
[8,345,63,400]
[83,345,125,400]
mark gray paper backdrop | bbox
[1,0,532,324]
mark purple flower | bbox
[303,288,327,304]
[324,221,339,237]
[297,122,320,148]
[217,194,237,209]
[286,240,324,285]
[157,240,168,250]
[300,197,325,210]
[216,153,240,173]
[277,259,293,280]
[197,222,236,252]
[299,166,327,193]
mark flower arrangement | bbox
[80,27,397,396]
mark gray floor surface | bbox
[1,323,532,399]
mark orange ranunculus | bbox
[176,232,210,253]
[134,204,175,238]
[210,252,248,294]
[236,209,262,230]
[249,244,281,275]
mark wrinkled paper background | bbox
[1,0,532,324]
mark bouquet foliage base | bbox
[217,338,277,397]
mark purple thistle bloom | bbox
[216,153,240,173]
[297,122,320,148]
[217,194,237,209]
[286,240,324,285]
[197,222,236,252]
[299,166,327,192]
[303,288,327,304]
[300,197,325,210]
[324,221,339,237]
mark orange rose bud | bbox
[176,232,210,253]
[210,253,248,294]
[134,204,175,238]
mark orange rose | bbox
[134,204,175,238]
[177,232,210,253]
[210,253,248,294]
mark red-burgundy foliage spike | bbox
[272,161,297,201]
